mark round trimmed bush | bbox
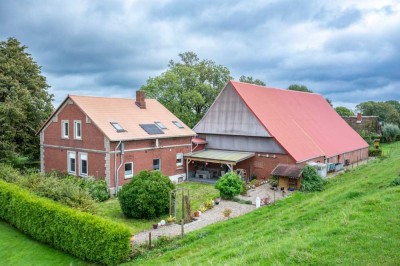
[118,170,175,219]
[215,172,244,199]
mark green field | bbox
[131,143,400,265]
[0,220,85,266]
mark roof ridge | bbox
[69,94,157,101]
[230,80,321,95]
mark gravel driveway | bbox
[133,183,288,245]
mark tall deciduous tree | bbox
[287,84,313,93]
[356,101,400,126]
[141,52,232,127]
[239,75,266,86]
[0,38,53,162]
[335,106,355,117]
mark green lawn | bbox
[95,181,219,234]
[0,220,86,266]
[131,142,400,265]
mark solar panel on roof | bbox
[140,124,164,135]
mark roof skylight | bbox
[172,121,184,128]
[155,121,167,129]
[110,122,126,133]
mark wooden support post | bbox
[149,232,152,250]
[181,192,185,238]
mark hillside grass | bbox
[0,220,86,266]
[95,182,219,234]
[131,142,400,265]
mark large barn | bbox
[188,81,369,180]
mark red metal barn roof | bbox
[230,81,368,163]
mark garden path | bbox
[133,183,286,244]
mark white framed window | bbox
[67,151,76,175]
[153,159,160,171]
[74,120,82,139]
[176,153,183,166]
[79,153,88,176]
[61,120,69,139]
[124,162,133,179]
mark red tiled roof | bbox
[230,81,369,162]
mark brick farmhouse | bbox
[38,91,195,194]
[189,81,369,183]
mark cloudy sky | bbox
[1,0,399,109]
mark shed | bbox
[271,164,303,191]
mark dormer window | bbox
[110,122,126,132]
[155,121,167,129]
[172,121,184,128]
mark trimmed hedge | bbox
[0,180,131,265]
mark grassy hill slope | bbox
[133,143,400,265]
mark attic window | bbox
[172,121,184,128]
[140,124,164,135]
[155,121,167,129]
[110,122,126,132]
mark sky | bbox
[1,0,399,110]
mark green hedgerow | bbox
[215,172,244,199]
[0,180,131,265]
[118,170,175,219]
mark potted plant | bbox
[223,208,232,218]
[166,215,175,225]
[214,198,220,205]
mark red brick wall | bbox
[42,101,106,179]
[109,137,192,187]
[44,148,106,180]
[236,153,295,179]
[326,148,369,164]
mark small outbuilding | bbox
[271,164,303,191]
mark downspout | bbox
[114,141,122,195]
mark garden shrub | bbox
[268,176,278,187]
[118,170,175,219]
[368,147,382,157]
[0,164,96,212]
[0,180,131,265]
[300,165,326,192]
[215,172,244,199]
[382,123,400,143]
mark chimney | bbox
[135,90,146,109]
[356,112,362,123]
